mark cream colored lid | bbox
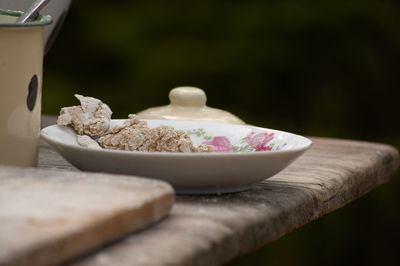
[137,86,245,125]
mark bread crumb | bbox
[58,96,213,153]
[77,135,101,149]
[57,94,112,136]
[99,114,213,153]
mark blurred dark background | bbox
[42,1,400,265]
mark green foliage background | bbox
[42,1,400,265]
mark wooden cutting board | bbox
[0,165,174,266]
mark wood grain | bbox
[40,115,399,266]
[0,166,174,266]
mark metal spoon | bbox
[16,0,52,23]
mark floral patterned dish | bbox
[41,119,312,194]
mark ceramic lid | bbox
[137,86,245,125]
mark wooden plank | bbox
[0,166,174,266]
[40,115,399,266]
[39,115,76,171]
[69,139,397,266]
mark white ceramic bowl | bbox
[41,120,312,194]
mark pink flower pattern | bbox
[190,128,276,153]
[203,136,233,152]
[246,131,274,151]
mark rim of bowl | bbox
[40,124,313,158]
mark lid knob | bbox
[169,86,206,107]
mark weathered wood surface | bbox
[0,160,174,265]
[39,115,399,266]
